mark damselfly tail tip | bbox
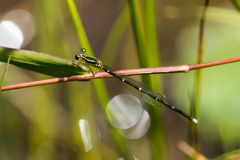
[192,118,198,123]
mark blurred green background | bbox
[1,0,240,160]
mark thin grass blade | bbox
[0,54,11,93]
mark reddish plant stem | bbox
[1,56,240,91]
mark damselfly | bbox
[75,48,198,123]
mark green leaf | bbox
[0,46,89,77]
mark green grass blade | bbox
[0,46,89,77]
[65,0,93,55]
[0,55,11,93]
[128,0,166,159]
[128,0,149,69]
[143,1,161,68]
[143,1,166,159]
[100,4,130,65]
[66,1,133,159]
[65,0,110,110]
[231,0,240,11]
[66,0,110,111]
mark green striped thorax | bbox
[75,48,103,69]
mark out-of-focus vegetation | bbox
[1,0,240,160]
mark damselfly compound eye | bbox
[75,54,80,60]
[81,48,86,54]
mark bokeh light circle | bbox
[2,9,35,47]
[106,94,143,129]
[118,110,150,139]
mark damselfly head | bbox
[75,48,86,60]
